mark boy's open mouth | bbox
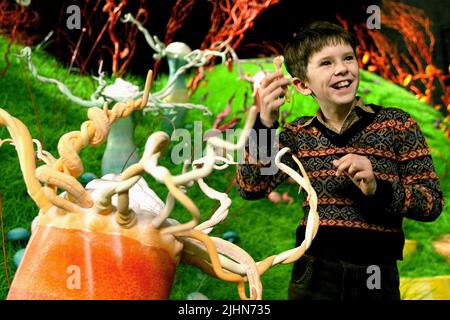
[331,80,353,90]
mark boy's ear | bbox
[292,77,312,96]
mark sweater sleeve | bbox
[236,113,298,200]
[370,111,444,222]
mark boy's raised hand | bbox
[258,71,291,127]
[333,154,377,196]
[257,57,291,128]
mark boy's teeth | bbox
[333,80,351,89]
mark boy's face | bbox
[293,43,359,109]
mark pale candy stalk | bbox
[273,55,291,102]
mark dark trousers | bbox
[288,255,401,300]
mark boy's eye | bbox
[320,61,331,66]
[345,55,354,61]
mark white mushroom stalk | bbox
[121,13,253,116]
[139,47,230,116]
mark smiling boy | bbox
[236,21,444,300]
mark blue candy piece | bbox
[6,227,30,241]
[222,230,240,244]
[80,172,98,184]
[13,248,26,268]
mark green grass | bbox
[0,36,449,300]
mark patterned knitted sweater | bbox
[236,102,444,264]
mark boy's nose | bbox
[334,62,348,75]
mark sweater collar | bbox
[299,97,374,132]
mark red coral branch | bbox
[202,0,280,51]
[164,0,198,45]
[339,0,449,112]
[0,1,38,77]
[185,0,280,93]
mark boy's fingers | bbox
[334,159,363,177]
[266,87,285,103]
[333,154,355,166]
[263,77,290,95]
[348,163,361,176]
[272,98,285,108]
[265,99,285,115]
[335,163,373,185]
[334,160,352,176]
[274,70,284,78]
[260,71,284,88]
[260,74,274,89]
[279,77,291,86]
[353,171,371,182]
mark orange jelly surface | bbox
[7,225,177,300]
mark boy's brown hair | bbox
[284,21,357,81]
